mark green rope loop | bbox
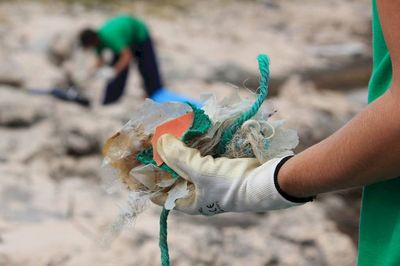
[217,54,270,154]
[159,54,270,266]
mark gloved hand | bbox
[152,134,313,216]
[96,66,116,80]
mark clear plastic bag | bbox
[102,100,191,192]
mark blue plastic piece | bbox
[150,88,202,107]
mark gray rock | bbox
[54,104,120,156]
[0,87,51,127]
[203,62,285,96]
[206,62,259,88]
[273,76,363,150]
[49,155,101,180]
[205,54,371,99]
[0,121,62,163]
[47,32,77,66]
[0,254,11,266]
[300,56,372,91]
[0,71,24,87]
[160,203,356,266]
[0,57,25,87]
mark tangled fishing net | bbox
[101,54,298,265]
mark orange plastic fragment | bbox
[152,112,194,165]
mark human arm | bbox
[94,56,104,68]
[94,48,132,80]
[153,84,400,214]
[88,56,104,76]
[112,48,133,75]
[151,0,400,215]
[277,0,400,198]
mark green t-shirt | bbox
[358,1,400,265]
[96,15,149,55]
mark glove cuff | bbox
[273,156,315,203]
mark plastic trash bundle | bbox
[101,100,194,239]
[101,54,298,265]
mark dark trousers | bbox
[103,36,163,105]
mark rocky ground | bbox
[0,0,371,265]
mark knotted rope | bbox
[159,54,270,266]
[217,54,270,154]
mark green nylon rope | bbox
[158,104,211,266]
[159,208,170,266]
[217,54,270,154]
[159,54,270,266]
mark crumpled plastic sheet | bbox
[123,99,191,135]
[101,100,193,238]
[225,119,298,163]
[102,100,191,193]
[202,91,253,124]
[130,164,176,191]
[101,191,151,245]
[263,120,298,160]
[164,180,189,210]
[193,90,294,162]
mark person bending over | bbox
[80,15,163,105]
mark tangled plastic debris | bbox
[101,91,298,239]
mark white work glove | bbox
[152,134,313,216]
[96,66,116,80]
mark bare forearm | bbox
[95,57,104,68]
[278,0,400,199]
[114,48,132,74]
[278,88,400,198]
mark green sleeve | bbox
[358,1,400,265]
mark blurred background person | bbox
[79,15,201,106]
[79,15,163,105]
